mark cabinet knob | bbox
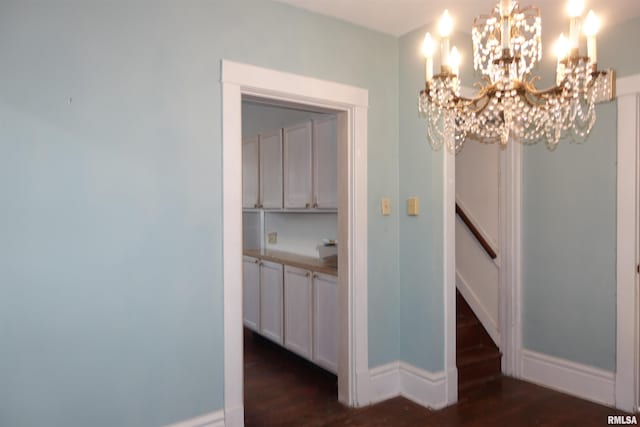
[313,202,318,208]
[254,259,259,264]
[254,203,259,208]
[305,203,310,208]
[305,271,311,277]
[259,261,263,266]
[313,273,318,279]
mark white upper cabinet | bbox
[259,129,283,209]
[242,135,260,209]
[313,117,338,209]
[245,116,337,211]
[283,121,313,209]
[283,266,313,359]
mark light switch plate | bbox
[381,198,391,216]
[407,197,419,216]
[267,232,277,244]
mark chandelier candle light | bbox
[418,0,615,152]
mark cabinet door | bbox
[242,256,260,332]
[313,272,338,373]
[260,260,284,344]
[242,136,260,209]
[313,117,338,209]
[259,130,283,209]
[284,266,313,359]
[284,122,313,208]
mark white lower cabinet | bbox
[283,266,313,359]
[242,256,261,332]
[260,260,284,344]
[313,272,338,374]
[243,256,337,373]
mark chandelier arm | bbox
[450,92,495,115]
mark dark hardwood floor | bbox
[244,329,630,426]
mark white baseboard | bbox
[456,272,500,347]
[163,410,225,427]
[224,405,244,427]
[369,361,448,409]
[369,361,400,404]
[521,349,615,407]
[399,362,448,409]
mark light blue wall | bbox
[397,25,473,372]
[522,16,640,371]
[598,17,640,78]
[522,103,617,370]
[0,1,399,426]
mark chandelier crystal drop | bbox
[418,0,615,153]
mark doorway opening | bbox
[240,97,343,422]
[454,142,502,391]
[444,137,522,401]
[221,60,369,426]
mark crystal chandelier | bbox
[418,0,615,152]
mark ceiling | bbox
[271,0,640,37]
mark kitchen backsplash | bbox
[263,212,337,258]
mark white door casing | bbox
[221,60,369,427]
[615,73,640,413]
[498,140,523,378]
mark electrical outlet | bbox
[268,232,277,244]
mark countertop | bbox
[243,248,338,276]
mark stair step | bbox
[457,345,501,366]
[457,321,494,351]
[458,346,502,387]
[456,290,501,389]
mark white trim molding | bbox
[615,73,640,413]
[499,140,523,377]
[163,411,225,427]
[443,148,459,406]
[400,362,448,410]
[369,362,448,409]
[617,74,640,98]
[521,350,615,407]
[221,71,245,427]
[221,60,370,421]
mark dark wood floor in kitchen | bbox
[244,329,629,426]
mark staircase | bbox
[457,290,501,390]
